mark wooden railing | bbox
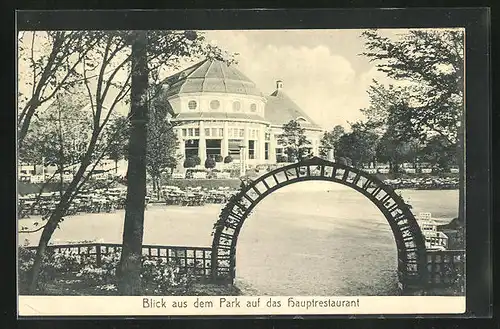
[426,235,449,249]
[25,243,465,290]
[426,249,465,289]
[26,243,212,278]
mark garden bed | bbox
[18,246,240,296]
[20,275,241,296]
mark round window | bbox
[232,101,241,111]
[210,100,220,110]
[250,103,257,112]
[188,100,197,110]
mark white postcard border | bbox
[18,296,466,316]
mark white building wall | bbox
[171,92,267,116]
[168,91,323,167]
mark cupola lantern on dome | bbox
[276,80,283,90]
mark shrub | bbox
[18,247,36,292]
[205,157,216,169]
[192,156,201,166]
[276,155,288,163]
[75,252,121,286]
[223,155,233,164]
[18,247,199,295]
[183,157,197,168]
[18,246,85,294]
[141,257,197,295]
[227,168,241,178]
[214,155,223,163]
[335,156,353,166]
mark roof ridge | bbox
[229,62,251,95]
[229,62,255,83]
[265,90,321,128]
[170,59,206,82]
[163,59,208,95]
[186,58,210,79]
[201,59,213,92]
[220,61,228,94]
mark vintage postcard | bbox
[17,23,468,316]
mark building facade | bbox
[164,59,325,167]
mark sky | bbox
[18,29,423,131]
[201,29,395,130]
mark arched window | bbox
[210,100,221,110]
[188,100,197,110]
[250,103,257,112]
[233,101,241,111]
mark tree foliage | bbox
[19,90,89,168]
[419,135,457,171]
[277,120,312,162]
[106,116,130,171]
[376,132,420,172]
[146,87,179,198]
[17,31,103,148]
[335,127,378,167]
[360,29,464,145]
[335,156,352,166]
[23,30,232,294]
[319,125,345,157]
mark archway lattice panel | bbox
[211,157,428,291]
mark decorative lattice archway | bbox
[211,157,428,294]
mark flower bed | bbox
[383,177,459,190]
[18,246,217,296]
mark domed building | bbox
[163,59,324,168]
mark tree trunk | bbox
[117,31,149,295]
[59,164,64,199]
[18,103,36,150]
[457,56,465,224]
[58,100,64,199]
[28,208,61,293]
[457,114,465,223]
[28,162,89,293]
[115,159,118,173]
[156,176,162,201]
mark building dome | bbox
[164,59,264,98]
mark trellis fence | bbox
[25,243,465,291]
[26,243,212,279]
[426,249,465,290]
